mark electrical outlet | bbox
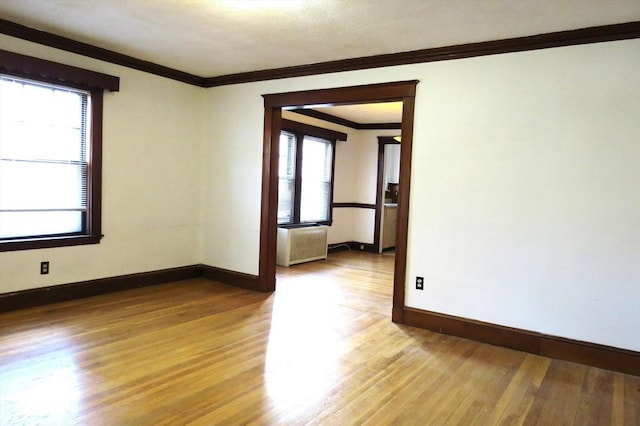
[360,244,364,250]
[416,276,424,290]
[40,261,49,275]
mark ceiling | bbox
[1,1,638,124]
[296,102,404,124]
[1,0,639,78]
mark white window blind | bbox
[300,135,332,223]
[277,131,296,224]
[0,76,90,239]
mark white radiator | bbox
[276,225,328,267]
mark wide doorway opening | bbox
[260,81,417,323]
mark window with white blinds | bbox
[278,131,296,224]
[300,135,333,223]
[0,76,90,240]
[277,128,335,226]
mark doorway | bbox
[375,137,402,254]
[261,81,417,323]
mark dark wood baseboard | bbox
[0,265,200,313]
[328,241,378,254]
[392,306,405,324]
[197,264,264,292]
[0,264,267,313]
[4,265,636,376]
[403,307,640,376]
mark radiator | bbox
[276,225,328,267]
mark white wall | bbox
[349,129,399,245]
[0,35,205,293]
[201,39,640,351]
[200,84,263,274]
[1,34,637,352]
[407,41,640,351]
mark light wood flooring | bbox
[0,251,638,425]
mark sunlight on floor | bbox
[0,328,82,425]
[264,272,346,410]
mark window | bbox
[0,76,90,240]
[0,49,119,251]
[299,135,333,222]
[278,131,296,223]
[277,119,346,226]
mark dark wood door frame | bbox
[374,136,402,253]
[261,80,418,324]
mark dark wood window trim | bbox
[281,119,348,142]
[0,49,119,92]
[262,81,418,322]
[0,50,118,252]
[279,119,344,226]
[2,18,637,87]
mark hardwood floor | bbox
[1,251,638,425]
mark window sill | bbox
[0,234,103,252]
[277,221,332,229]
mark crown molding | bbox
[1,19,639,88]
[205,21,640,87]
[289,108,401,130]
[0,18,207,86]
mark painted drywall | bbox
[407,41,640,351]
[201,39,640,351]
[1,33,637,352]
[349,129,399,245]
[0,35,205,293]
